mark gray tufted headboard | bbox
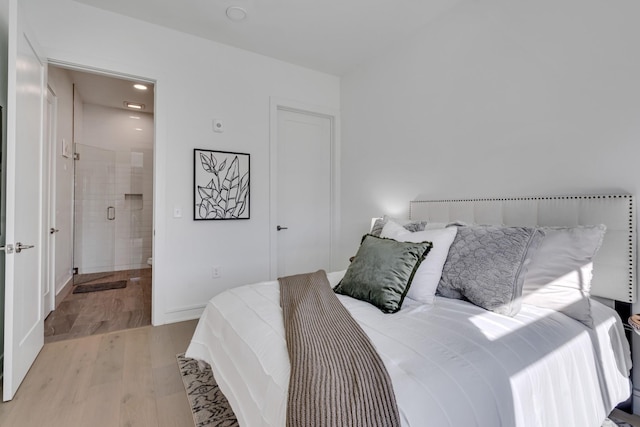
[409,195,636,303]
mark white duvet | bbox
[186,271,632,427]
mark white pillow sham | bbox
[521,225,606,328]
[381,220,457,305]
[370,216,428,237]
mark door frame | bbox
[268,97,340,280]
[46,59,157,318]
[44,84,57,316]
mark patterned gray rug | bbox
[177,354,634,427]
[177,353,239,427]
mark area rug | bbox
[177,353,239,427]
[73,272,115,285]
[72,280,127,294]
[176,354,634,427]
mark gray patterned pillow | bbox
[370,216,428,237]
[437,224,544,316]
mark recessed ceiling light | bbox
[226,6,247,22]
[124,102,145,110]
[133,84,148,90]
[129,115,140,119]
[135,128,143,131]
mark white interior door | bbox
[3,3,46,401]
[276,108,332,277]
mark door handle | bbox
[50,228,59,234]
[15,242,35,253]
[277,225,288,231]
[107,206,115,221]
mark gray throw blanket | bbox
[279,270,401,427]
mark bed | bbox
[186,195,635,427]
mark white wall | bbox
[22,0,340,325]
[46,65,75,295]
[340,0,640,261]
[340,0,640,411]
[81,104,153,151]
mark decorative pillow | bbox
[335,234,432,313]
[437,224,543,316]
[521,225,606,328]
[370,216,428,237]
[380,220,457,305]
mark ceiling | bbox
[61,67,155,113]
[72,0,459,75]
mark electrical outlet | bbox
[212,266,221,279]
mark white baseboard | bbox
[156,304,206,326]
[55,276,74,309]
[78,265,151,274]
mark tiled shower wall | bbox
[74,145,153,274]
[115,148,153,271]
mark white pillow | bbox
[521,225,606,328]
[370,216,428,237]
[381,220,457,305]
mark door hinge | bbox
[72,267,78,275]
[73,153,80,160]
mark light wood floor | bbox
[45,269,152,343]
[0,320,198,427]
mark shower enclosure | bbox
[73,143,153,286]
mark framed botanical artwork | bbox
[194,149,250,220]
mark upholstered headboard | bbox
[409,195,636,303]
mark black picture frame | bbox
[194,149,250,220]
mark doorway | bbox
[43,66,154,342]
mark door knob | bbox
[277,225,288,231]
[50,228,59,234]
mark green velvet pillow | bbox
[335,235,432,313]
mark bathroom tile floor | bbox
[44,268,152,343]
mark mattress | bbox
[185,270,632,427]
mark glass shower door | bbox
[73,144,117,285]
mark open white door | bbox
[2,0,45,401]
